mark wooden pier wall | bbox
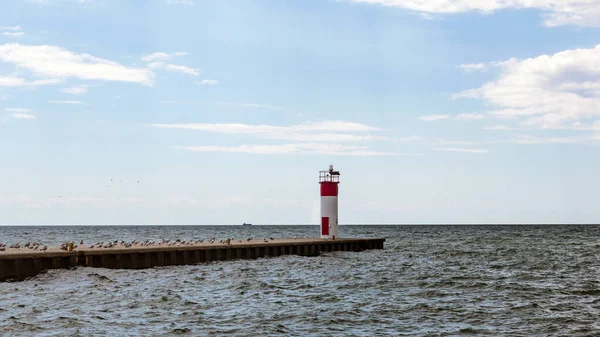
[0,238,384,282]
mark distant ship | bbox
[242,223,252,226]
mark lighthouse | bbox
[319,165,340,239]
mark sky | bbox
[1,0,600,225]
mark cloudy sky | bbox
[1,0,599,225]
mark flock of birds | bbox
[0,242,47,252]
[105,178,140,188]
[57,178,139,199]
[0,237,295,252]
[84,237,282,249]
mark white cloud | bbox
[147,62,200,76]
[25,0,104,5]
[179,143,397,156]
[454,44,600,129]
[451,88,481,100]
[394,135,421,142]
[141,51,188,62]
[142,52,198,76]
[154,120,415,154]
[1,26,24,38]
[0,94,13,100]
[272,133,409,143]
[485,134,583,144]
[458,63,486,72]
[435,147,489,153]
[6,108,30,113]
[455,112,486,120]
[198,79,218,85]
[439,140,475,146]
[512,135,579,144]
[0,194,32,205]
[215,102,285,111]
[0,194,143,209]
[3,32,25,37]
[0,43,154,85]
[457,59,517,73]
[159,100,201,104]
[0,75,62,87]
[61,86,87,94]
[298,120,380,132]
[419,113,485,121]
[48,100,82,104]
[166,0,194,4]
[564,120,600,131]
[346,0,600,27]
[244,103,274,109]
[11,113,35,119]
[485,125,515,130]
[141,52,170,62]
[418,114,451,121]
[152,120,381,136]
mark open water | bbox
[0,225,599,336]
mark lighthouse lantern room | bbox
[319,165,340,239]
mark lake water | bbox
[1,225,599,336]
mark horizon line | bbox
[0,223,599,226]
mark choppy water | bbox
[1,225,600,336]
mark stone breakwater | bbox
[0,237,385,282]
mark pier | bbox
[0,238,385,281]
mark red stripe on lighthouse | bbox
[321,217,329,236]
[320,182,338,196]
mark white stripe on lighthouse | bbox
[321,196,338,239]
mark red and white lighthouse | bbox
[319,165,340,239]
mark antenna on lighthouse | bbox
[328,165,340,176]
